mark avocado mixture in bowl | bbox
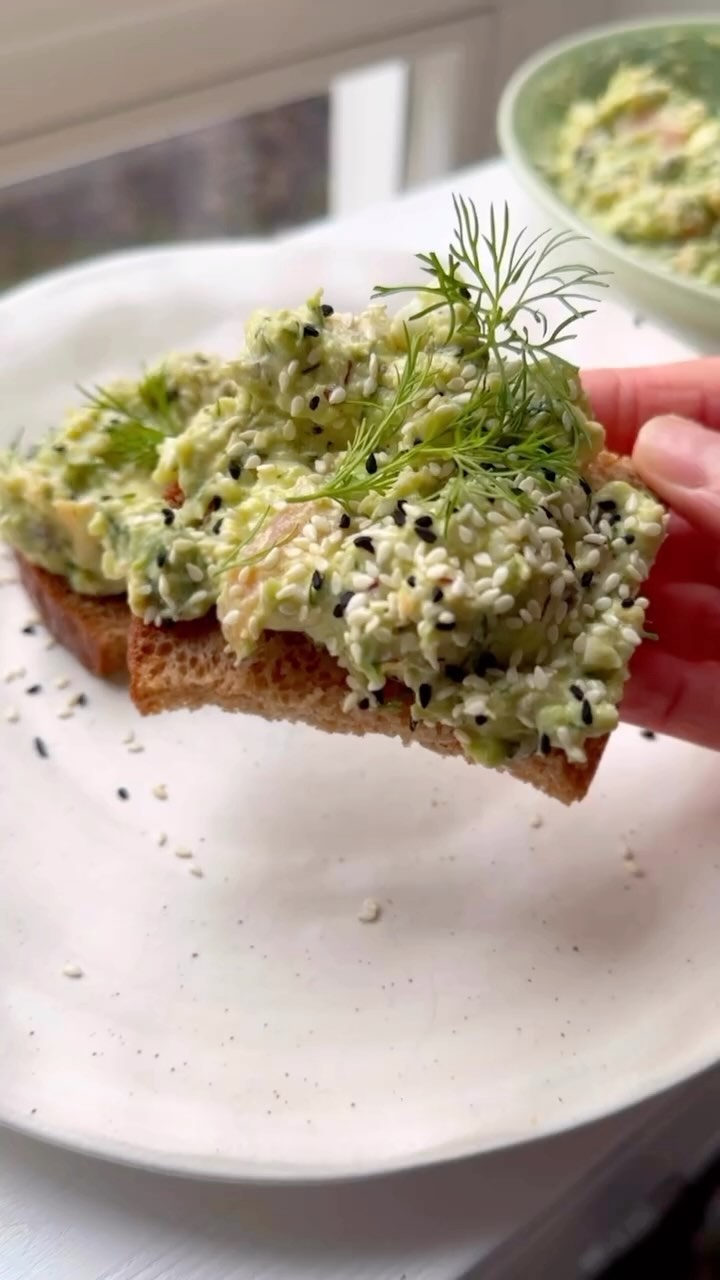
[0,201,666,772]
[550,63,720,287]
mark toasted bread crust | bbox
[127,615,607,803]
[16,555,129,677]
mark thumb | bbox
[633,415,720,540]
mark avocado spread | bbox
[551,64,720,286]
[0,202,666,769]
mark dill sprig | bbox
[287,197,606,514]
[78,367,180,469]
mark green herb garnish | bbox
[289,198,606,514]
[79,367,181,470]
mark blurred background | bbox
[0,0,716,289]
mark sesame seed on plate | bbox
[62,963,83,979]
[4,707,19,723]
[153,784,168,800]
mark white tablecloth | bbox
[0,158,706,1280]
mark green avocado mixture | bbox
[551,64,720,286]
[0,201,666,769]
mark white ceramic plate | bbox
[1,240,718,1182]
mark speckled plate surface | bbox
[1,239,719,1181]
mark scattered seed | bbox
[62,963,83,979]
[153,784,168,800]
[174,847,193,859]
[358,897,381,924]
[25,684,41,695]
[641,729,656,740]
[33,736,48,759]
[117,787,129,801]
[4,708,20,724]
[189,865,204,879]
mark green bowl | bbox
[497,17,720,347]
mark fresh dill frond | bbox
[78,366,180,471]
[285,197,606,513]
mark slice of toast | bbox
[16,554,129,677]
[127,615,607,803]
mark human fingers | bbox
[622,644,720,751]
[634,416,720,541]
[581,359,720,455]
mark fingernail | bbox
[635,415,720,490]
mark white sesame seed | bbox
[573,634,586,654]
[640,521,662,537]
[547,623,560,645]
[603,572,621,593]
[562,503,575,521]
[4,707,20,723]
[174,847,193,859]
[626,492,639,514]
[62,963,83,979]
[283,420,297,442]
[584,549,601,569]
[492,565,509,588]
[152,784,168,800]
[328,386,346,406]
[550,575,566,597]
[583,533,606,546]
[509,647,524,669]
[245,453,262,470]
[190,865,204,878]
[186,563,204,583]
[290,395,305,418]
[4,667,26,683]
[622,627,642,647]
[54,676,71,691]
[538,526,563,542]
[369,352,379,379]
[128,743,145,754]
[494,593,515,614]
[157,832,168,847]
[358,897,381,924]
[458,526,473,545]
[478,587,501,606]
[533,666,549,690]
[486,511,506,526]
[352,573,376,592]
[447,376,465,392]
[278,370,290,394]
[363,377,377,398]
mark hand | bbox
[582,358,720,750]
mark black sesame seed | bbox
[570,684,584,701]
[415,515,433,529]
[621,597,635,609]
[598,499,617,512]
[353,535,375,554]
[565,551,575,569]
[581,699,593,726]
[339,513,351,529]
[162,507,175,526]
[311,569,324,592]
[580,570,594,589]
[75,693,88,707]
[303,324,319,338]
[210,495,223,512]
[474,651,498,676]
[309,395,320,411]
[436,617,456,631]
[541,506,554,520]
[156,549,167,568]
[609,512,622,526]
[542,467,556,482]
[580,477,592,498]
[21,624,36,636]
[392,505,407,527]
[228,460,242,481]
[432,587,444,603]
[407,575,416,587]
[357,698,370,711]
[416,527,438,545]
[302,362,321,375]
[365,453,378,475]
[418,683,432,709]
[333,590,354,618]
[117,787,129,800]
[34,737,48,759]
[321,303,334,317]
[445,665,466,684]
[475,714,488,726]
[641,729,656,740]
[624,534,635,545]
[540,733,551,755]
[459,285,471,299]
[374,688,386,706]
[212,519,223,535]
[26,684,42,695]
